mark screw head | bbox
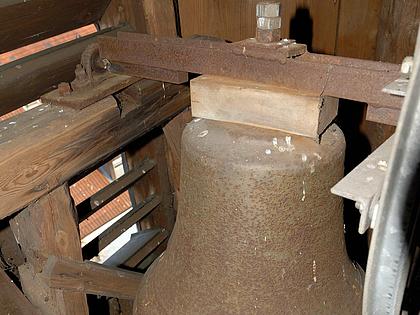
[256,2,281,18]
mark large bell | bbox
[135,119,363,314]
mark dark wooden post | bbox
[10,184,88,315]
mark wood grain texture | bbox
[10,185,88,315]
[0,27,125,117]
[376,0,420,63]
[335,0,382,60]
[142,0,178,36]
[18,263,88,315]
[0,0,110,53]
[100,0,147,32]
[191,75,338,138]
[100,0,177,36]
[178,0,339,54]
[163,108,192,198]
[123,0,178,234]
[0,268,40,315]
[42,256,143,300]
[10,185,83,272]
[126,134,175,232]
[0,88,190,220]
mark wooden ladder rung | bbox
[82,195,161,259]
[77,158,156,221]
[103,228,169,268]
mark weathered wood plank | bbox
[0,268,40,315]
[100,0,147,32]
[0,87,190,220]
[163,108,192,199]
[41,256,143,300]
[100,0,177,36]
[190,75,338,139]
[0,26,126,117]
[0,0,110,53]
[335,0,382,60]
[376,0,420,63]
[142,0,177,37]
[126,134,175,231]
[10,185,88,315]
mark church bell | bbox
[135,119,363,314]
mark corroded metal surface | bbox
[98,33,402,125]
[134,120,363,314]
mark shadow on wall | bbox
[336,100,372,270]
[290,7,313,52]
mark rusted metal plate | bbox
[41,73,139,110]
[109,62,188,84]
[366,104,401,126]
[98,33,403,125]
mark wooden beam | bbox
[376,0,420,64]
[163,108,192,201]
[99,0,177,36]
[10,185,88,315]
[142,0,178,37]
[126,133,175,231]
[0,269,40,315]
[190,75,338,139]
[335,0,382,60]
[0,26,126,117]
[41,256,143,300]
[0,87,189,220]
[0,0,110,53]
[123,0,178,235]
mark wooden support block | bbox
[0,268,39,315]
[10,185,88,315]
[19,263,87,315]
[41,256,143,300]
[190,75,339,139]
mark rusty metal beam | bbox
[98,32,403,125]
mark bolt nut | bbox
[58,82,72,96]
[401,56,414,75]
[256,2,281,18]
[256,28,281,43]
[257,16,282,30]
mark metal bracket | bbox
[382,56,413,97]
[331,135,395,234]
[41,43,139,110]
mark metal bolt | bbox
[401,56,414,75]
[256,2,282,43]
[256,2,281,18]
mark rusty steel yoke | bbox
[97,32,403,126]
